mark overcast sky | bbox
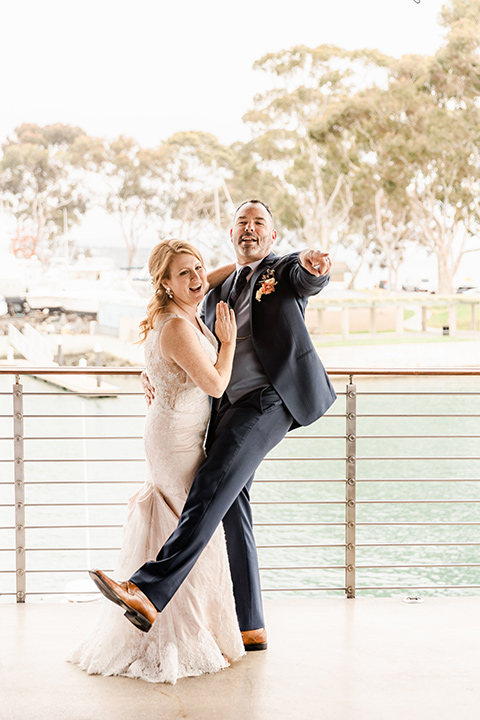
[1,0,448,147]
[4,0,470,284]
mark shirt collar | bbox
[235,258,263,280]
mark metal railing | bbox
[0,366,479,602]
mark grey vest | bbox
[226,282,269,403]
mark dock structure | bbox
[4,323,119,395]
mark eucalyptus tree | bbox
[409,0,480,292]
[142,130,244,265]
[77,134,166,268]
[0,123,90,259]
[310,0,480,294]
[242,45,391,253]
[153,132,234,231]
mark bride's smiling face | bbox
[162,253,208,306]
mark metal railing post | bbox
[345,377,357,598]
[13,375,26,603]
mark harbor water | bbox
[0,372,479,600]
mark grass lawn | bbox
[428,304,479,331]
[312,333,475,348]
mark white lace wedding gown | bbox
[69,314,245,683]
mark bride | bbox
[69,239,244,683]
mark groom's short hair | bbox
[234,199,274,224]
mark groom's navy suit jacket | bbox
[202,251,337,428]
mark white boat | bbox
[22,254,146,315]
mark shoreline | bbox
[1,330,480,370]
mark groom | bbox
[90,199,337,649]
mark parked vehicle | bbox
[402,278,435,293]
[456,285,479,294]
[459,287,480,295]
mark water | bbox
[1,373,479,601]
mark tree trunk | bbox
[436,250,454,294]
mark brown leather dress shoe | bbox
[242,627,268,651]
[89,569,158,632]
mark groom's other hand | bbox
[298,250,332,277]
[141,370,156,406]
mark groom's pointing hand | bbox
[298,250,332,277]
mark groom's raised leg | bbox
[129,386,293,616]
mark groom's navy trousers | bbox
[130,385,292,631]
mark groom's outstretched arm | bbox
[287,249,332,298]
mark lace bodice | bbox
[143,313,218,412]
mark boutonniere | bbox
[255,269,277,302]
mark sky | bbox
[3,0,474,287]
[0,0,447,148]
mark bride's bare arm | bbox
[159,302,236,398]
[206,263,236,291]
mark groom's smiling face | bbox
[230,202,277,265]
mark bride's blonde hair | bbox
[138,239,205,343]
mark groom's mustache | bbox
[241,233,258,241]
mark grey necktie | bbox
[228,266,251,308]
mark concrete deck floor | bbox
[1,596,479,720]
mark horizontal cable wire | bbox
[0,478,477,485]
[22,414,146,418]
[22,392,142,397]
[356,413,480,418]
[355,499,480,504]
[356,521,480,526]
[259,565,346,570]
[3,367,480,376]
[356,563,480,569]
[357,391,480,396]
[357,542,480,547]
[18,500,347,508]
[357,435,480,439]
[262,587,346,592]
[12,455,480,462]
[355,584,480,590]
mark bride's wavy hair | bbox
[138,239,205,344]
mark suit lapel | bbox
[250,252,277,297]
[220,271,236,303]
[249,253,277,327]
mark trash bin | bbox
[442,325,449,335]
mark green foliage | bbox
[309,1,480,292]
[81,135,168,267]
[0,123,91,255]
[243,44,386,250]
[153,131,235,231]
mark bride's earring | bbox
[165,287,173,299]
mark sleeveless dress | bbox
[69,313,245,683]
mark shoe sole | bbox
[244,642,268,651]
[88,571,152,633]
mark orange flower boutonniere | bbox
[255,269,277,302]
